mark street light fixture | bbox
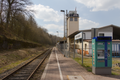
[56,31,59,37]
[61,10,64,12]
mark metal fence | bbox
[56,43,120,58]
[112,44,120,57]
[56,43,90,58]
[56,43,69,57]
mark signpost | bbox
[74,32,83,65]
[63,37,66,40]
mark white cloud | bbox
[75,0,120,11]
[43,19,99,36]
[79,18,99,30]
[49,31,63,37]
[44,24,63,31]
[44,24,63,37]
[27,4,61,22]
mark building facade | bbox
[68,25,120,57]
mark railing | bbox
[112,44,120,57]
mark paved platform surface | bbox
[41,47,120,80]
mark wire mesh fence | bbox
[56,43,92,59]
[57,43,120,58]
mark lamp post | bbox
[56,31,58,48]
[56,31,59,37]
[56,31,59,43]
[60,10,65,57]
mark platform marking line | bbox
[55,48,64,80]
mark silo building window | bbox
[74,18,77,21]
[70,18,73,21]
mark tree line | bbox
[0,0,61,45]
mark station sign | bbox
[63,37,66,40]
[75,32,82,40]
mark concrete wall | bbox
[67,17,79,36]
[91,28,98,39]
[83,31,91,39]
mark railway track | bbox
[1,49,51,80]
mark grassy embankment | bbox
[74,56,120,75]
[0,47,46,74]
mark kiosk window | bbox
[97,50,104,59]
[97,37,111,40]
[99,33,104,36]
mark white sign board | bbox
[75,32,82,40]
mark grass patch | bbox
[74,57,120,75]
[0,58,28,73]
[74,57,92,72]
[112,71,119,75]
[112,58,120,75]
[0,52,40,74]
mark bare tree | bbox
[0,0,5,27]
[2,0,33,29]
[0,0,61,46]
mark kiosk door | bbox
[97,41,111,67]
[97,42,106,67]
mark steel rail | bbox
[27,49,51,80]
[1,49,50,80]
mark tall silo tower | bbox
[66,10,79,50]
[66,10,79,36]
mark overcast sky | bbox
[30,0,120,37]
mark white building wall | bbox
[98,27,113,39]
[89,42,92,56]
[83,32,91,39]
[76,41,90,54]
[98,32,112,37]
[67,18,79,36]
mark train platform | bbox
[41,47,120,80]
